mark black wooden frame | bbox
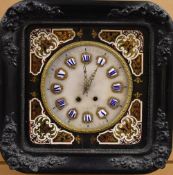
[0,0,172,174]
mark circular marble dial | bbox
[41,41,133,133]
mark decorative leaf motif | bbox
[1,35,18,67]
[113,115,140,142]
[1,1,63,31]
[110,108,171,171]
[33,115,59,141]
[108,2,169,24]
[29,98,75,144]
[115,34,140,60]
[0,113,68,172]
[33,32,59,59]
[97,99,142,145]
[156,30,173,66]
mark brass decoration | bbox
[33,115,58,141]
[97,99,142,145]
[134,77,143,84]
[30,98,43,120]
[30,28,76,76]
[115,33,140,60]
[30,76,37,83]
[53,29,75,42]
[98,30,121,43]
[30,53,43,75]
[76,29,83,38]
[30,91,37,98]
[133,92,142,99]
[53,131,74,143]
[30,29,52,52]
[122,30,144,53]
[129,100,142,121]
[113,116,140,142]
[98,30,144,77]
[75,135,81,144]
[29,98,75,144]
[91,29,97,39]
[33,32,59,59]
[97,131,118,144]
[130,54,143,76]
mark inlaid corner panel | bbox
[26,26,147,148]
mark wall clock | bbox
[0,0,172,174]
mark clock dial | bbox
[41,41,133,133]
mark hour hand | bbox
[82,50,92,95]
[83,84,88,95]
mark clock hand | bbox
[86,66,99,93]
[83,63,89,95]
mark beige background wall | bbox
[0,0,173,174]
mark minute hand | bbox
[83,63,89,94]
[87,66,98,93]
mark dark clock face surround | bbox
[1,1,172,174]
[24,24,150,152]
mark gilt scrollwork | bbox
[32,32,60,60]
[30,29,75,75]
[113,115,140,143]
[115,34,140,60]
[32,115,59,141]
[97,99,142,145]
[98,30,144,76]
[29,98,75,145]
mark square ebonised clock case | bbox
[0,0,173,174]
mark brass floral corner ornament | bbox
[0,0,172,174]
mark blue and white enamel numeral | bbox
[67,108,78,120]
[81,52,91,64]
[96,108,108,119]
[51,83,63,94]
[111,83,122,92]
[108,97,119,109]
[65,57,76,69]
[107,67,118,78]
[55,68,68,80]
[96,56,107,67]
[55,98,66,110]
[83,113,93,123]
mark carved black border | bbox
[0,0,172,173]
